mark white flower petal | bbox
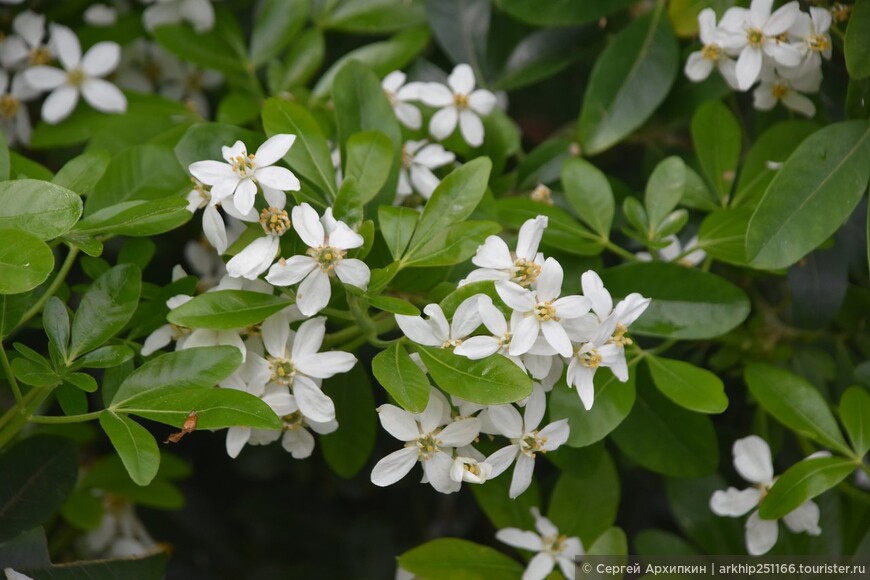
[225,426,251,458]
[50,24,81,70]
[81,42,120,77]
[377,404,419,442]
[448,63,476,95]
[438,417,481,447]
[296,269,331,316]
[256,165,300,191]
[81,78,126,113]
[487,404,524,439]
[265,255,318,287]
[495,528,544,552]
[429,106,458,141]
[294,375,335,422]
[23,66,66,91]
[458,109,484,147]
[509,453,535,498]
[454,336,500,359]
[709,487,762,517]
[41,86,79,124]
[281,427,315,459]
[745,510,778,556]
[371,446,419,487]
[255,133,295,166]
[733,435,774,484]
[292,203,326,248]
[424,451,460,494]
[232,178,258,216]
[782,500,821,535]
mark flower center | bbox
[244,322,262,337]
[746,28,765,47]
[610,324,633,348]
[464,462,482,477]
[400,145,413,169]
[186,72,203,92]
[413,431,442,460]
[441,338,463,349]
[579,348,602,369]
[281,410,305,431]
[530,183,553,205]
[512,258,541,287]
[497,331,512,348]
[771,82,789,99]
[267,357,295,385]
[384,88,397,105]
[542,534,568,555]
[231,154,257,178]
[144,61,162,83]
[808,34,829,53]
[0,95,20,119]
[29,45,52,66]
[259,207,291,236]
[306,245,346,273]
[518,431,547,457]
[67,68,86,87]
[534,301,557,321]
[701,44,721,61]
[831,3,851,23]
[169,323,191,340]
[453,93,469,109]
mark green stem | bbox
[0,389,51,449]
[322,324,364,348]
[13,246,80,336]
[28,410,102,424]
[0,346,21,404]
[601,238,641,262]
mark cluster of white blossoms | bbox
[497,508,584,580]
[710,436,823,555]
[140,0,215,34]
[684,0,833,117]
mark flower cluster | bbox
[497,508,583,580]
[684,0,832,117]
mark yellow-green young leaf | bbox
[343,131,394,204]
[364,294,419,316]
[668,0,737,37]
[99,411,161,486]
[69,264,141,359]
[0,180,82,240]
[744,364,852,455]
[399,538,524,580]
[746,121,870,270]
[840,386,870,457]
[497,197,602,256]
[691,100,740,203]
[372,343,430,413]
[249,0,308,65]
[52,150,110,196]
[578,6,678,155]
[646,356,728,414]
[167,290,293,330]
[0,229,54,295]
[74,198,192,237]
[845,0,870,79]
[497,0,634,27]
[548,450,620,546]
[320,366,377,478]
[758,457,857,520]
[548,371,636,448]
[562,157,615,238]
[416,346,532,405]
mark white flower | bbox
[495,258,590,358]
[636,235,706,266]
[449,456,492,484]
[265,203,370,316]
[396,298,480,349]
[461,215,547,287]
[0,70,38,146]
[4,570,33,580]
[397,140,455,201]
[184,178,258,256]
[183,240,228,290]
[684,8,740,88]
[753,66,820,117]
[188,135,300,216]
[788,7,832,71]
[84,4,118,27]
[370,387,481,494]
[496,507,583,580]
[382,71,423,130]
[142,0,215,34]
[141,291,193,356]
[0,10,51,70]
[79,497,156,560]
[224,189,292,280]
[710,435,822,556]
[485,385,569,498]
[24,26,126,124]
[419,63,497,147]
[161,62,222,117]
[719,0,803,90]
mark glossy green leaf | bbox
[74,198,191,237]
[320,366,377,478]
[759,457,857,520]
[10,355,60,387]
[378,205,418,260]
[587,526,628,556]
[840,386,870,457]
[52,150,110,196]
[549,371,636,448]
[372,343,430,413]
[665,475,744,553]
[471,476,540,531]
[497,198,602,256]
[403,221,501,267]
[66,372,98,392]
[424,0,489,76]
[364,294,419,315]
[744,363,852,456]
[611,370,718,477]
[249,0,309,65]
[697,207,752,266]
[562,157,614,238]
[99,411,161,486]
[494,27,585,92]
[578,7,678,154]
[645,156,686,231]
[399,538,523,580]
[343,131,395,204]
[75,345,135,369]
[167,290,292,330]
[691,100,740,203]
[496,0,634,26]
[646,355,728,414]
[111,346,242,405]
[273,28,324,91]
[323,0,426,33]
[0,229,54,295]
[600,262,750,339]
[668,0,737,37]
[69,264,141,360]
[845,0,870,79]
[0,180,82,241]
[416,346,532,404]
[548,450,620,546]
[0,435,78,542]
[174,122,263,172]
[153,13,247,74]
[43,297,70,359]
[746,121,870,269]
[262,98,338,200]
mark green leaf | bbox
[153,12,246,74]
[0,180,82,241]
[274,28,324,92]
[364,294,419,316]
[471,476,540,531]
[697,207,752,266]
[69,264,141,360]
[75,345,134,369]
[320,366,377,478]
[99,411,161,486]
[577,7,678,154]
[405,158,492,259]
[262,98,337,200]
[343,131,395,204]
[322,0,426,33]
[634,529,699,555]
[758,457,857,520]
[691,100,740,203]
[845,0,870,79]
[43,297,70,360]
[372,343,430,413]
[548,450,620,546]
[744,363,852,456]
[665,475,744,553]
[668,0,737,37]
[497,197,602,256]
[249,0,309,66]
[746,121,870,269]
[111,346,242,405]
[66,372,98,393]
[840,386,870,457]
[167,290,292,330]
[0,435,78,542]
[10,356,60,387]
[495,0,634,26]
[646,355,728,414]
[600,262,750,339]
[0,229,54,295]
[494,27,585,92]
[611,369,718,477]
[0,131,8,180]
[52,150,111,196]
[424,0,489,76]
[549,371,636,448]
[403,221,502,267]
[379,205,419,260]
[587,526,628,556]
[399,538,524,580]
[644,156,686,231]
[416,346,533,404]
[174,122,263,172]
[562,157,614,238]
[74,198,192,237]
